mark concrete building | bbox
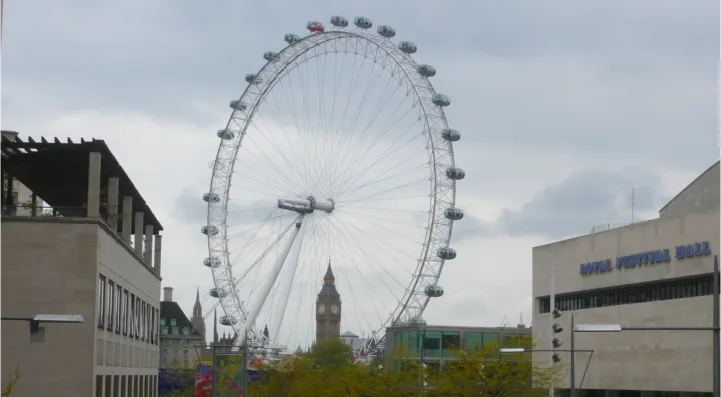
[533,161,720,397]
[159,287,204,368]
[385,324,532,372]
[1,134,164,397]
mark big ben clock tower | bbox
[316,260,341,344]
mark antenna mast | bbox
[631,187,635,224]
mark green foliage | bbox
[2,366,20,397]
[248,336,563,397]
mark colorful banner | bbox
[214,353,247,397]
[195,364,213,397]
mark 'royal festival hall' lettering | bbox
[579,241,712,276]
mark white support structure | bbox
[270,223,306,344]
[240,214,304,345]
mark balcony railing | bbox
[1,204,89,218]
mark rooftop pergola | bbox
[1,135,163,233]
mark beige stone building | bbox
[1,133,164,397]
[159,287,205,368]
[533,161,720,397]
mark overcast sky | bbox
[3,0,718,344]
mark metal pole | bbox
[570,313,576,397]
[211,344,217,397]
[713,255,720,397]
[243,346,249,396]
[549,264,556,397]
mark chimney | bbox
[163,286,173,302]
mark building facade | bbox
[159,287,205,368]
[533,161,720,397]
[316,262,342,344]
[385,324,532,372]
[1,134,164,397]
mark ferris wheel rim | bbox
[205,26,457,348]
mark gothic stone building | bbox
[315,262,342,344]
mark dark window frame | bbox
[122,289,129,335]
[107,280,115,331]
[115,284,122,334]
[129,293,136,338]
[98,275,107,328]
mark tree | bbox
[425,336,563,396]
[2,366,20,397]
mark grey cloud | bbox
[173,187,277,226]
[487,168,665,239]
[3,0,717,174]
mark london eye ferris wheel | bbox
[202,16,465,356]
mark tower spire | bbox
[213,309,218,344]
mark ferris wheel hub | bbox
[277,196,335,214]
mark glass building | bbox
[384,324,531,372]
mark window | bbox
[129,294,135,338]
[155,309,160,345]
[134,296,141,339]
[97,275,107,328]
[423,331,442,358]
[150,308,155,344]
[140,301,145,341]
[464,332,483,351]
[115,284,122,333]
[170,318,177,327]
[537,274,717,313]
[123,290,129,335]
[107,280,115,331]
[182,327,189,335]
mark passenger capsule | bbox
[229,100,247,111]
[407,317,427,326]
[219,316,237,326]
[445,167,465,181]
[284,33,301,44]
[203,193,220,203]
[398,41,417,54]
[245,74,262,84]
[330,16,348,27]
[377,25,395,38]
[444,207,464,220]
[263,51,278,62]
[209,288,228,298]
[424,284,444,298]
[354,16,372,29]
[204,257,221,268]
[437,247,457,260]
[416,64,436,77]
[217,129,235,140]
[306,21,324,33]
[201,225,219,236]
[432,94,451,107]
[441,128,461,142]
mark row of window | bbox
[97,274,159,345]
[393,330,529,358]
[538,274,717,313]
[95,374,157,397]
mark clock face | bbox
[318,304,326,314]
[331,304,339,314]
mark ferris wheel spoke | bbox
[322,216,408,300]
[331,68,405,187]
[337,147,427,199]
[333,126,424,196]
[321,218,381,331]
[245,117,310,191]
[327,61,389,188]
